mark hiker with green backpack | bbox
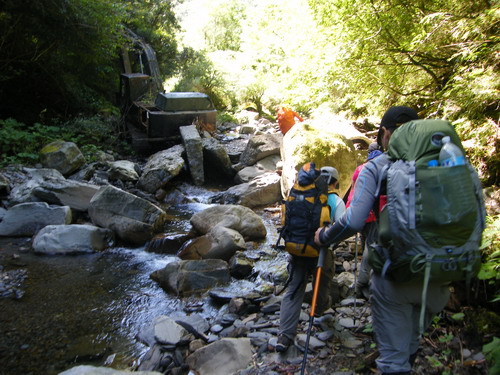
[314,106,486,375]
[275,162,346,352]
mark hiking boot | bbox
[276,334,292,352]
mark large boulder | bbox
[177,225,246,261]
[190,205,266,240]
[180,125,204,186]
[150,259,231,296]
[32,179,100,211]
[88,185,167,246]
[33,224,115,254]
[234,154,281,184]
[212,172,281,208]
[40,140,86,176]
[8,168,65,207]
[280,122,357,198]
[202,138,235,180]
[108,160,140,182]
[138,145,185,193]
[0,202,72,237]
[238,133,282,167]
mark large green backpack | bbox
[368,119,486,330]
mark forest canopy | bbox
[0,0,498,184]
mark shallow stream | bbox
[0,183,281,375]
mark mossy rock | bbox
[280,121,357,198]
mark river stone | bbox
[175,314,210,336]
[32,179,100,211]
[88,185,167,246]
[7,168,65,206]
[0,202,72,237]
[228,252,254,279]
[153,315,191,346]
[190,204,266,240]
[201,137,235,179]
[40,140,86,176]
[234,154,281,183]
[186,338,253,375]
[33,224,114,254]
[180,125,204,186]
[177,225,246,261]
[213,172,281,208]
[295,334,326,351]
[280,121,357,198]
[238,133,282,167]
[108,160,140,182]
[150,259,231,296]
[138,145,185,193]
[58,365,162,374]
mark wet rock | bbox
[177,225,246,261]
[40,140,86,177]
[33,224,114,254]
[229,252,255,279]
[190,204,267,240]
[0,202,72,237]
[212,172,281,208]
[238,133,282,167]
[0,269,27,299]
[151,259,231,296]
[32,178,100,211]
[108,160,140,182]
[88,185,167,246]
[202,137,235,180]
[153,315,192,347]
[138,145,185,193]
[180,125,204,186]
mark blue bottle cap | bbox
[428,160,439,167]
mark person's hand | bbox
[314,227,326,245]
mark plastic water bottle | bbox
[439,136,465,166]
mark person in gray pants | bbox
[314,106,450,374]
[276,166,346,352]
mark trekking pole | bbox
[300,247,326,375]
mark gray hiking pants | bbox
[356,221,378,298]
[370,273,450,373]
[279,249,334,339]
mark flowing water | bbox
[0,183,282,375]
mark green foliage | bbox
[217,112,239,125]
[0,119,61,166]
[451,312,465,321]
[121,0,180,78]
[0,0,179,123]
[0,116,122,167]
[203,0,246,52]
[478,215,500,302]
[174,48,236,110]
[483,336,500,374]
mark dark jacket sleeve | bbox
[319,154,387,245]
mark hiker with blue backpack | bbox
[314,106,485,375]
[276,163,346,352]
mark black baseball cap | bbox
[377,106,419,146]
